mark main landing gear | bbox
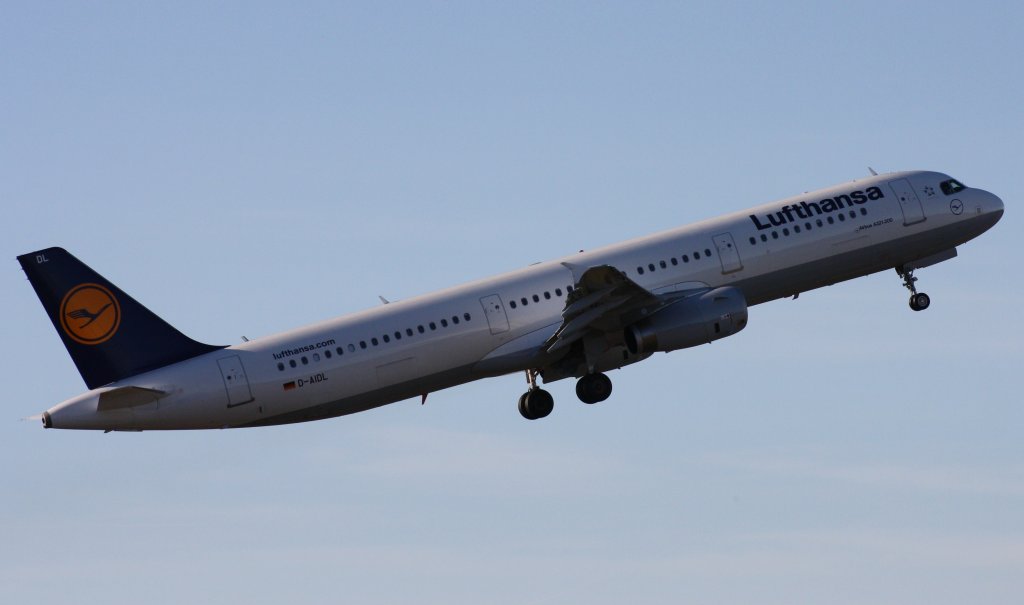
[897,266,931,312]
[518,370,613,419]
[576,372,612,404]
[518,369,554,420]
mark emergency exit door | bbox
[479,294,510,334]
[712,233,744,274]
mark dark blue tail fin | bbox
[18,247,223,389]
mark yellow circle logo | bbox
[60,283,121,345]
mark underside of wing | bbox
[545,264,663,355]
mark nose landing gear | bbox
[897,267,931,312]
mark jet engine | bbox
[625,287,748,355]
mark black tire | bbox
[525,389,554,419]
[518,392,533,419]
[576,373,613,404]
[913,292,930,311]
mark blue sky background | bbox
[2,2,1022,603]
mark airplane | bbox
[19,170,1003,431]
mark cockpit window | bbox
[940,179,966,195]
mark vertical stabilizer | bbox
[18,247,223,389]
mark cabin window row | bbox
[276,311,474,371]
[635,248,714,275]
[508,286,574,310]
[747,208,868,246]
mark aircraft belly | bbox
[237,362,484,427]
[737,217,995,305]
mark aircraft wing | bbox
[545,264,665,354]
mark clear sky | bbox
[3,2,1022,603]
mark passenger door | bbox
[217,355,255,407]
[889,178,926,225]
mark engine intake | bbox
[625,287,748,355]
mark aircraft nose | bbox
[970,190,1004,219]
[972,190,1004,231]
[988,191,1005,220]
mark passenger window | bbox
[277,362,285,371]
[336,347,344,356]
[301,356,308,365]
[289,359,297,368]
[429,322,437,330]
[360,341,367,349]
[648,263,655,272]
[383,334,390,343]
[749,237,756,245]
[637,267,644,274]
[705,249,712,256]
[371,337,379,346]
[772,232,779,239]
[510,300,517,309]
[838,214,845,222]
[682,255,689,262]
[694,252,700,259]
[313,353,320,362]
[441,319,448,328]
[395,331,402,339]
[452,316,459,324]
[325,350,332,359]
[671,257,678,265]
[418,325,425,334]
[406,329,413,337]
[555,288,563,296]
[783,228,790,236]
[543,291,551,300]
[816,219,823,227]
[532,294,539,303]
[521,297,528,306]
[760,234,768,242]
[660,260,667,269]
[860,208,867,216]
[348,344,356,352]
[794,225,801,233]
[464,313,471,321]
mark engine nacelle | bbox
[625,287,748,355]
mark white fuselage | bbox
[45,170,1004,430]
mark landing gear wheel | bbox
[909,292,931,312]
[518,388,554,420]
[576,373,613,404]
[897,266,931,312]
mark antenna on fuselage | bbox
[868,167,878,176]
